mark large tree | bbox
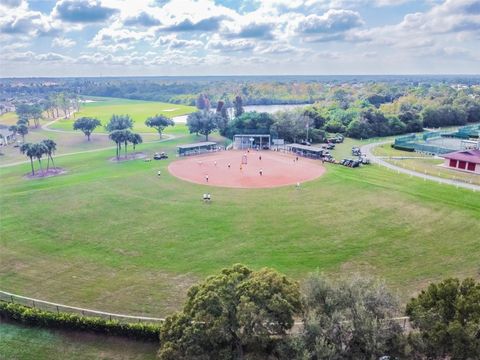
[158,264,301,360]
[105,114,134,132]
[406,278,480,359]
[109,130,126,160]
[129,133,143,151]
[186,111,219,141]
[16,124,29,142]
[145,115,174,138]
[30,105,43,128]
[32,142,48,174]
[196,94,211,111]
[20,143,36,175]
[297,274,405,360]
[41,139,57,170]
[73,117,102,141]
[225,111,274,139]
[216,100,229,135]
[421,105,468,128]
[233,95,244,117]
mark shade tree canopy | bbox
[73,117,102,141]
[158,264,301,360]
[145,114,174,138]
[296,274,405,360]
[186,111,220,141]
[105,114,134,132]
[406,278,480,359]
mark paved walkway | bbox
[361,141,480,191]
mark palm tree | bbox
[109,130,124,160]
[20,143,36,175]
[41,139,57,170]
[122,130,133,158]
[33,143,48,174]
[129,133,143,151]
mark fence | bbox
[1,290,414,334]
[0,290,164,324]
[394,132,459,154]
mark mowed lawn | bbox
[0,112,19,126]
[1,136,479,317]
[0,322,157,360]
[49,98,195,133]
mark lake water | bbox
[172,103,310,123]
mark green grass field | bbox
[0,112,18,126]
[1,134,479,318]
[49,98,195,133]
[0,322,157,360]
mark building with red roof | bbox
[442,149,480,174]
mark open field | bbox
[1,134,479,317]
[49,98,195,133]
[372,142,480,186]
[0,112,18,126]
[0,321,157,360]
[0,127,162,165]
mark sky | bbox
[0,0,479,77]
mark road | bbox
[361,141,480,191]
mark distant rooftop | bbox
[442,149,480,164]
[287,143,323,153]
[177,142,216,150]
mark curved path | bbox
[0,133,178,169]
[361,141,480,191]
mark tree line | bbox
[158,264,480,360]
[186,85,480,142]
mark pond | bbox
[173,103,311,123]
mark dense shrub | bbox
[0,302,161,341]
[391,144,415,152]
[406,278,480,359]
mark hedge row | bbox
[391,144,415,152]
[0,302,161,342]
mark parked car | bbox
[326,135,344,143]
[323,155,335,163]
[153,152,168,160]
[352,147,362,156]
[361,157,371,165]
[300,140,311,146]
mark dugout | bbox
[233,134,271,150]
[286,143,324,159]
[177,141,217,156]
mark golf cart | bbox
[153,152,168,160]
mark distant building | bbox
[0,102,15,114]
[442,149,480,174]
[0,129,15,146]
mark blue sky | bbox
[0,0,479,77]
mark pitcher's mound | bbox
[168,150,326,188]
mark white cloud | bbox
[52,36,76,48]
[207,38,256,52]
